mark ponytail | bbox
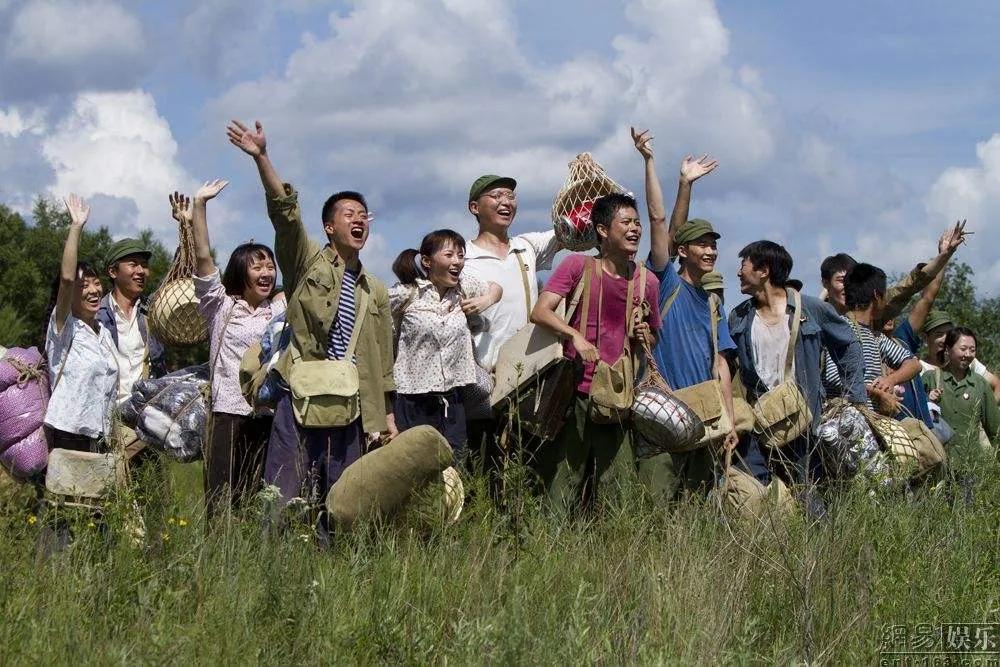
[392,249,423,286]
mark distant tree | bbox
[0,197,207,371]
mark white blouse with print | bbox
[390,276,487,395]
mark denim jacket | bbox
[96,294,167,379]
[729,290,866,433]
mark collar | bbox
[323,245,367,277]
[466,237,525,261]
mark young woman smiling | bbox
[43,194,120,451]
[175,179,286,520]
[389,229,501,466]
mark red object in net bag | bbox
[552,153,627,251]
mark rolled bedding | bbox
[122,364,208,462]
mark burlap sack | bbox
[326,425,453,528]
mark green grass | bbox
[0,459,997,664]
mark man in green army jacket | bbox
[227,119,396,537]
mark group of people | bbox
[37,120,999,534]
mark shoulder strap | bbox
[783,288,802,381]
[575,258,596,336]
[209,305,236,384]
[660,284,682,319]
[935,366,941,390]
[513,249,532,312]
[344,284,371,360]
[52,331,74,392]
[708,292,721,380]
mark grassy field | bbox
[0,457,997,665]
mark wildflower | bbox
[178,518,188,527]
[160,532,170,542]
[167,517,176,525]
[27,514,37,525]
[87,521,96,529]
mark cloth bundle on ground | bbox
[122,364,209,462]
[817,401,894,489]
[326,425,456,529]
[0,347,50,479]
[716,464,796,525]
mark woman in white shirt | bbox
[44,195,119,451]
[172,180,286,519]
[390,230,501,465]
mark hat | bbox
[105,238,151,268]
[674,218,720,245]
[921,310,954,335]
[700,271,724,292]
[469,174,517,202]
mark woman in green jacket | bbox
[924,327,1000,467]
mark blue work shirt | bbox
[892,319,934,428]
[728,290,867,433]
[647,258,735,390]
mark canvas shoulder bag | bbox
[588,259,644,424]
[751,289,812,448]
[287,286,369,428]
[670,291,732,447]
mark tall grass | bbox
[0,458,997,664]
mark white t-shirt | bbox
[110,297,147,404]
[462,230,559,370]
[44,312,119,439]
[751,313,791,390]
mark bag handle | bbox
[513,249,533,312]
[708,292,721,381]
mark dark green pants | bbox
[537,394,636,515]
[636,447,717,504]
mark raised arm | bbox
[907,267,946,333]
[631,127,666,263]
[880,221,969,327]
[646,147,718,271]
[54,194,90,333]
[189,179,229,277]
[226,120,283,198]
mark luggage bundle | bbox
[551,153,628,251]
[0,347,50,480]
[148,215,208,347]
[121,365,209,462]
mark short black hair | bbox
[944,326,977,351]
[591,193,638,232]
[820,253,857,282]
[321,191,368,223]
[844,263,886,310]
[738,240,792,288]
[222,243,276,297]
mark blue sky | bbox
[1,0,998,295]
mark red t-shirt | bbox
[543,254,661,394]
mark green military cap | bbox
[921,310,954,335]
[700,270,725,292]
[105,238,152,268]
[674,218,720,245]
[469,174,517,202]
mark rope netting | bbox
[551,153,627,251]
[148,219,208,347]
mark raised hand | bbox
[631,126,654,160]
[194,178,229,203]
[169,191,192,225]
[226,120,266,157]
[679,154,718,184]
[939,219,969,254]
[64,194,90,227]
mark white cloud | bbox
[0,107,45,138]
[6,0,143,65]
[40,90,194,238]
[206,0,776,283]
[926,133,1000,291]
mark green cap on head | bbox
[469,174,517,202]
[674,218,720,246]
[700,271,725,292]
[921,310,954,335]
[105,238,152,269]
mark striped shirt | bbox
[823,321,912,399]
[327,269,359,360]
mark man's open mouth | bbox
[350,226,365,240]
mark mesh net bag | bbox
[631,347,705,458]
[148,219,208,347]
[551,153,628,251]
